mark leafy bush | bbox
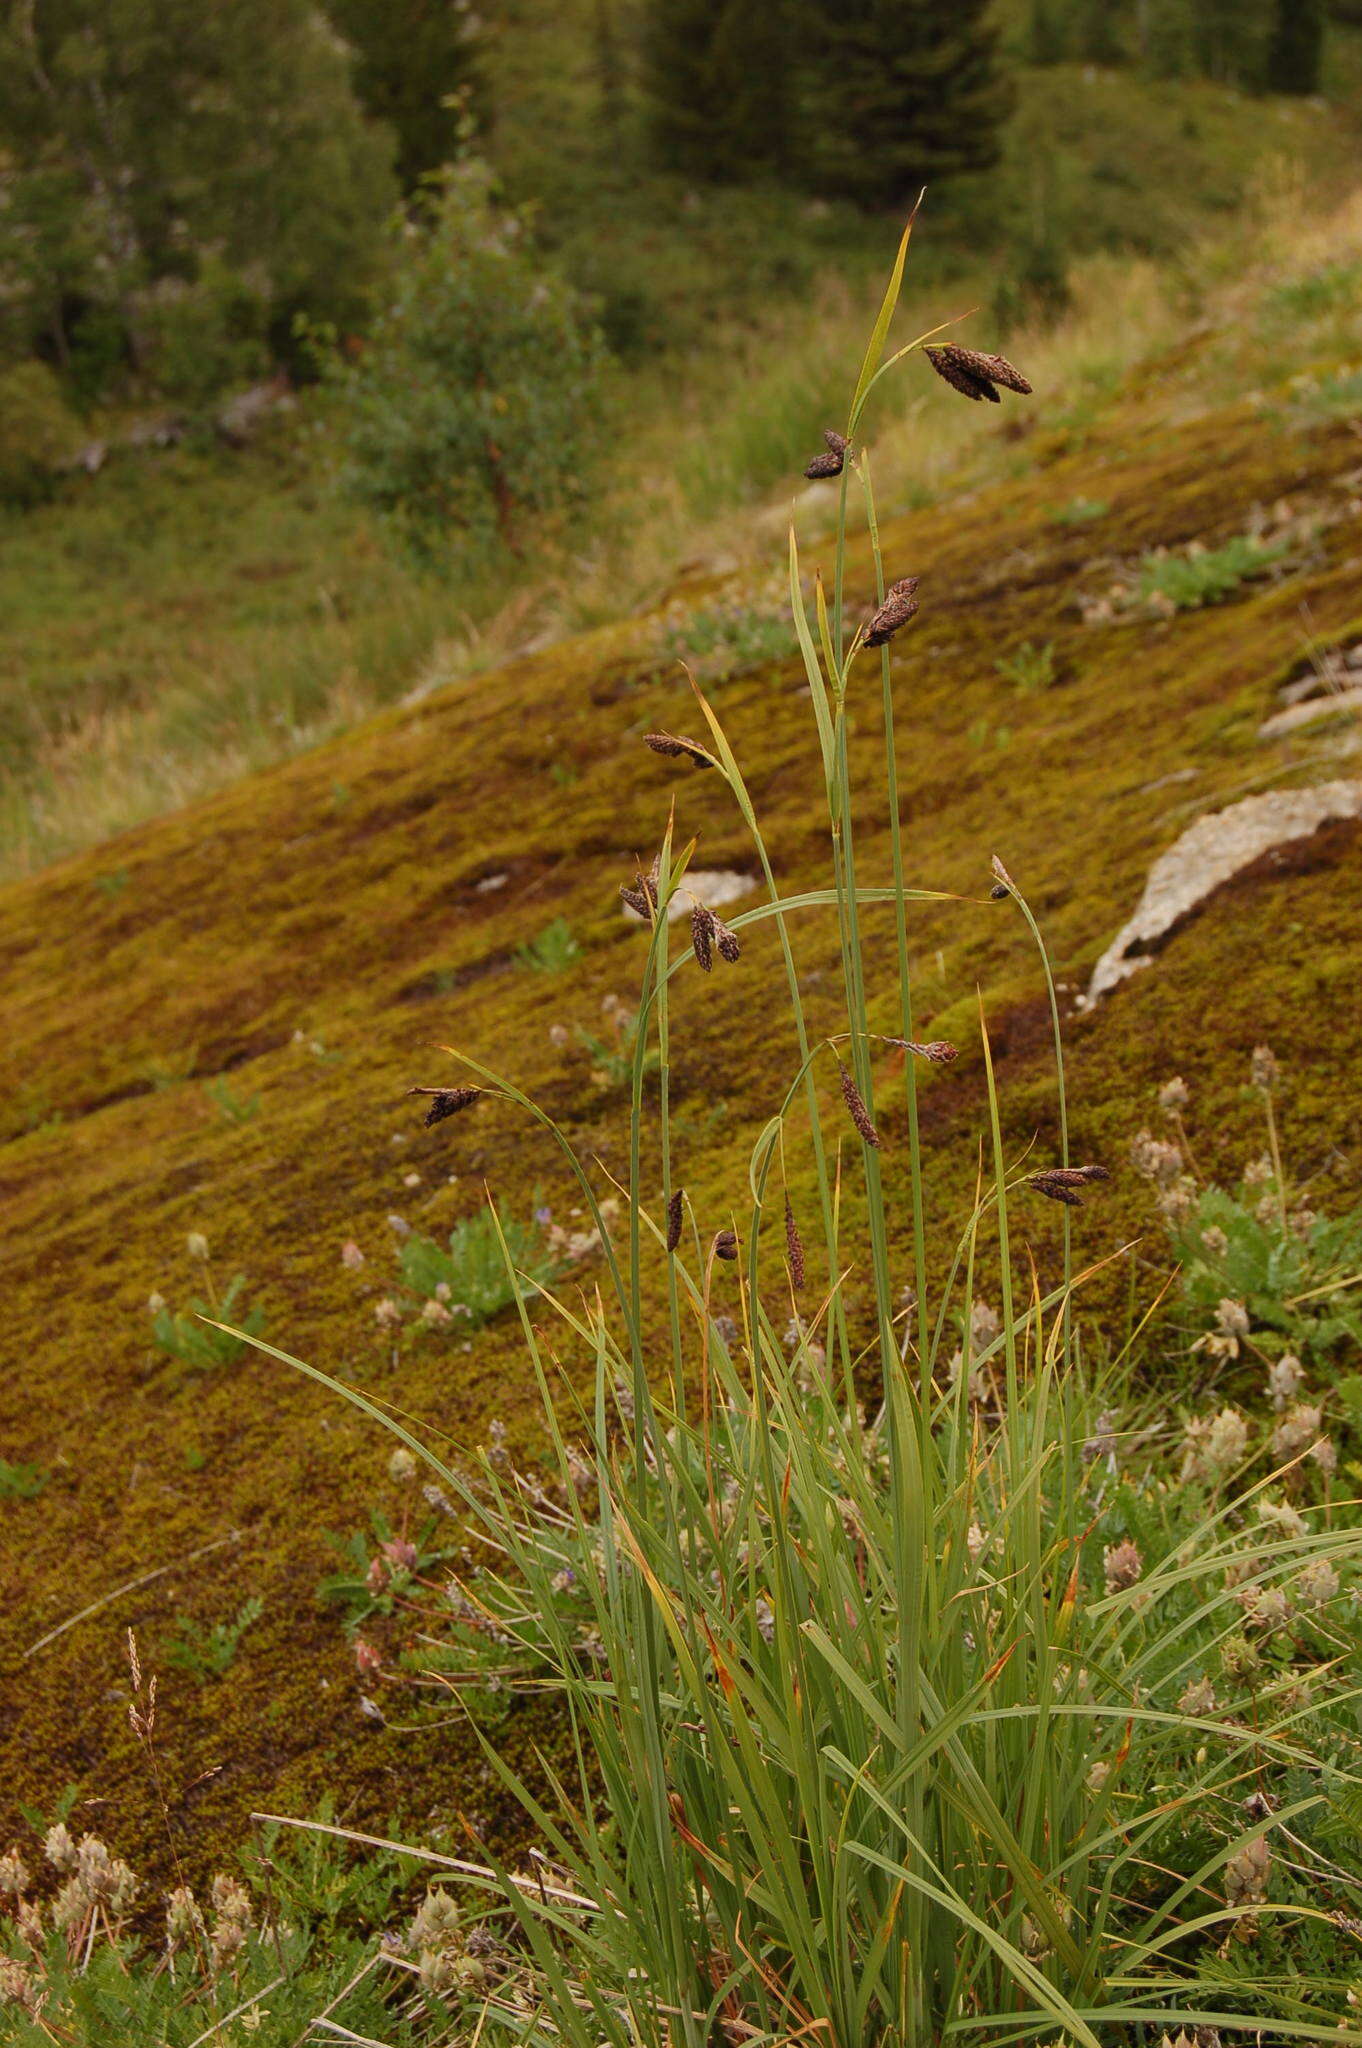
[330,155,607,569]
[0,363,79,508]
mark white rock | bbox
[621,869,757,924]
[1258,689,1362,740]
[1083,780,1362,1005]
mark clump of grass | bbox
[513,916,582,974]
[161,1596,264,1683]
[222,208,1362,2044]
[204,1074,261,1124]
[994,637,1057,691]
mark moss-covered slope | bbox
[2,356,1360,1884]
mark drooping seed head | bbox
[837,1058,882,1148]
[712,1228,739,1262]
[863,577,920,649]
[824,429,851,455]
[888,1037,959,1065]
[924,343,1033,404]
[620,883,651,918]
[803,450,843,480]
[1027,1164,1109,1205]
[644,732,714,769]
[712,913,741,965]
[408,1085,481,1127]
[666,1188,684,1254]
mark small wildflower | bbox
[407,1085,480,1127]
[712,1312,739,1345]
[0,1850,28,1898]
[388,1446,417,1485]
[382,1537,419,1574]
[147,1290,166,1314]
[1289,1206,1316,1240]
[1258,1498,1309,1541]
[386,1213,410,1237]
[340,1240,365,1271]
[784,1193,805,1289]
[1311,1434,1338,1480]
[1216,1298,1250,1340]
[837,1058,881,1148]
[1272,1401,1323,1465]
[690,901,714,972]
[1266,1353,1306,1411]
[421,1298,454,1327]
[1082,1409,1120,1466]
[1178,1675,1217,1716]
[924,343,1033,403]
[1087,1760,1110,1793]
[863,575,920,648]
[1242,1155,1274,1189]
[374,1297,402,1329]
[1181,1406,1249,1484]
[643,731,714,768]
[1200,1224,1228,1258]
[966,1521,987,1563]
[165,1885,204,1952]
[1250,1044,1279,1090]
[548,1022,570,1048]
[666,1187,684,1253]
[1158,1076,1190,1115]
[1225,1834,1271,1908]
[1103,1540,1143,1595]
[1243,1583,1293,1633]
[1130,1131,1183,1185]
[1220,1633,1261,1682]
[44,1823,76,1872]
[1295,1558,1340,1609]
[402,1170,422,1189]
[187,1231,209,1261]
[355,1637,383,1680]
[713,1229,739,1262]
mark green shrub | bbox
[994,637,1057,691]
[513,916,582,974]
[395,1202,562,1327]
[0,363,79,508]
[330,155,607,569]
[1137,533,1286,611]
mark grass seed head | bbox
[803,449,844,480]
[863,577,920,648]
[408,1085,481,1127]
[643,731,714,768]
[924,343,1033,403]
[837,1058,882,1148]
[713,1228,739,1262]
[888,1036,959,1064]
[784,1193,805,1290]
[712,912,741,965]
[691,900,715,972]
[666,1187,684,1254]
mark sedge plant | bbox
[223,211,1362,2046]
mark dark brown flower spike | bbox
[837,1058,882,1148]
[924,344,1033,404]
[863,576,920,649]
[803,428,852,480]
[784,1193,805,1290]
[713,1228,739,1262]
[886,1037,959,1065]
[644,732,714,769]
[1028,1164,1111,1206]
[712,913,741,965]
[666,1188,684,1254]
[620,882,652,918]
[691,901,715,973]
[408,1085,481,1126]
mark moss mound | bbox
[2,348,1361,1886]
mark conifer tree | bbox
[644,0,792,180]
[800,0,1013,209]
[324,0,488,191]
[1266,0,1326,90]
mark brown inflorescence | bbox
[1027,1164,1111,1206]
[924,344,1033,404]
[803,451,844,481]
[712,913,741,965]
[665,1188,684,1254]
[837,1058,882,1148]
[691,901,715,973]
[887,1038,959,1065]
[407,1085,481,1127]
[712,1228,739,1262]
[863,576,920,649]
[784,1192,805,1290]
[643,732,714,769]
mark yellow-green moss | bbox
[3,372,1362,1888]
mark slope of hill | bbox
[2,207,1362,1889]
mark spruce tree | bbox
[800,0,1014,210]
[1266,0,1326,90]
[644,0,791,181]
[324,0,488,191]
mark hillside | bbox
[2,203,1362,1891]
